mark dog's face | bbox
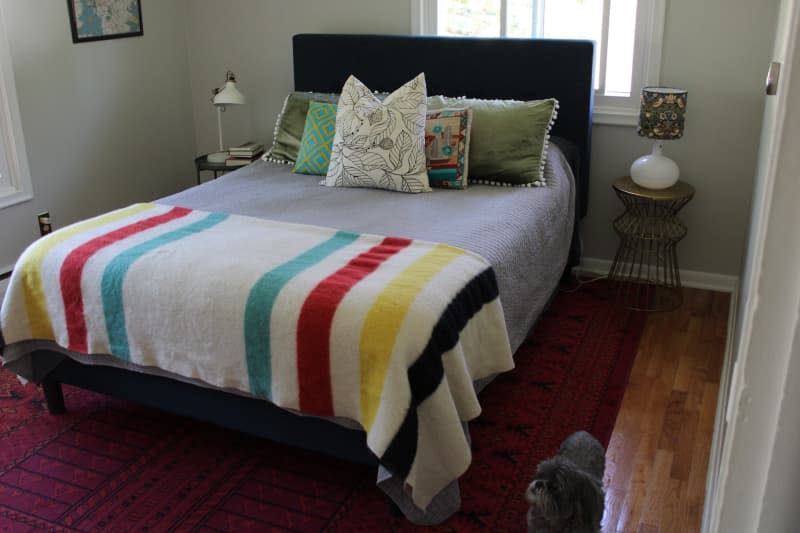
[526,457,604,532]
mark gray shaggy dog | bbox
[525,431,606,533]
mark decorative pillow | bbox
[425,108,472,189]
[427,95,559,187]
[293,101,338,175]
[263,91,339,165]
[325,73,430,193]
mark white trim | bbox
[593,105,638,126]
[412,0,665,127]
[639,0,666,91]
[705,0,799,530]
[578,256,739,293]
[0,263,11,301]
[702,285,739,532]
[0,2,33,209]
[0,276,9,301]
[592,0,666,121]
[411,0,436,35]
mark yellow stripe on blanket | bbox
[19,203,156,340]
[359,243,465,430]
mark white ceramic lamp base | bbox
[630,141,680,189]
[207,151,228,163]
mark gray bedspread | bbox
[161,146,574,352]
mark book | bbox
[225,151,264,167]
[229,141,264,157]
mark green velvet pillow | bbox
[293,101,337,175]
[264,91,339,164]
[427,96,559,186]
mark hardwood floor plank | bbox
[603,287,729,533]
[641,449,675,529]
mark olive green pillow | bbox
[264,91,339,164]
[427,96,559,186]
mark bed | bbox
[0,34,594,524]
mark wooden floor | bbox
[602,287,730,533]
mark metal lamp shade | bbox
[213,80,245,106]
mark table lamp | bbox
[207,70,246,163]
[630,87,687,189]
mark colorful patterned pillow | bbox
[425,108,472,189]
[293,101,338,175]
[325,73,431,193]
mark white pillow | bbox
[325,73,431,193]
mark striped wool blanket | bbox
[0,203,514,509]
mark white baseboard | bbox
[577,257,739,293]
[0,277,9,301]
[0,263,13,300]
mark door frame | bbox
[703,0,799,530]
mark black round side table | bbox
[195,155,229,184]
[608,176,695,311]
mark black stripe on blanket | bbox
[379,267,500,478]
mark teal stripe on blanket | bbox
[101,212,230,359]
[244,230,360,400]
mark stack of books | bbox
[225,141,264,167]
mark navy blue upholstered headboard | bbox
[292,33,594,221]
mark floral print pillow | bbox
[324,73,431,193]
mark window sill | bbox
[0,186,33,209]
[593,105,638,126]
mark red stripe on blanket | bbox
[296,236,412,416]
[61,207,192,353]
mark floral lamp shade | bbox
[637,87,687,140]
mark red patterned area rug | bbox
[0,280,645,532]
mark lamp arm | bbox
[216,106,224,152]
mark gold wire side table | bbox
[608,176,695,311]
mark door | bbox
[703,0,800,530]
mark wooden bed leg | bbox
[42,382,66,414]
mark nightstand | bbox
[195,154,229,185]
[608,176,695,311]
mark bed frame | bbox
[33,34,595,466]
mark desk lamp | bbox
[207,70,246,163]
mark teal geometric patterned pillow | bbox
[293,101,337,175]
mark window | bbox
[411,0,666,125]
[0,3,32,209]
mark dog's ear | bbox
[569,469,604,529]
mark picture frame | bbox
[67,0,143,44]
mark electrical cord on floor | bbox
[560,272,608,293]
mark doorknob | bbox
[766,61,781,96]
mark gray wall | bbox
[184,0,778,278]
[0,0,196,270]
[0,0,779,278]
[582,0,779,276]
[184,0,411,159]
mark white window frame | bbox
[0,2,33,209]
[411,0,666,126]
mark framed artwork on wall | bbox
[67,0,143,44]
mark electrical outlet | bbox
[37,212,52,236]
